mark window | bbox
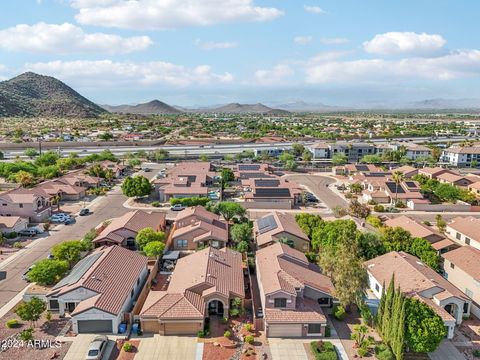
[307,324,322,334]
[274,298,287,308]
[211,240,220,248]
[464,302,470,314]
[131,289,134,298]
[450,263,455,269]
[176,239,188,248]
[466,237,471,245]
[375,283,380,292]
[19,204,23,208]
[456,232,461,240]
[317,298,330,306]
[137,278,140,286]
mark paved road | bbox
[285,174,348,210]
[0,169,159,309]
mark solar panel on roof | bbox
[257,215,278,234]
[239,172,273,179]
[239,164,261,171]
[254,188,291,197]
[355,165,370,172]
[405,181,417,188]
[254,179,280,187]
[386,182,405,194]
[366,173,386,177]
[52,252,103,289]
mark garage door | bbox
[268,324,302,337]
[77,320,113,333]
[164,322,201,335]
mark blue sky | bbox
[0,0,480,106]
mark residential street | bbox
[0,169,158,309]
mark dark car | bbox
[79,208,90,216]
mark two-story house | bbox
[0,187,52,223]
[256,243,336,338]
[446,216,480,250]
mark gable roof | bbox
[384,215,444,241]
[443,246,480,281]
[48,246,147,315]
[0,187,51,203]
[448,216,480,243]
[254,212,309,247]
[256,242,334,296]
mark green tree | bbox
[230,223,252,244]
[349,199,371,219]
[349,183,363,194]
[434,183,460,203]
[15,170,35,187]
[332,153,348,166]
[214,202,246,221]
[392,171,405,205]
[99,132,113,141]
[15,297,47,328]
[221,168,235,183]
[52,240,88,268]
[128,158,141,167]
[295,213,323,239]
[135,227,166,249]
[143,241,165,257]
[284,159,298,171]
[199,154,209,162]
[356,232,385,260]
[360,154,382,164]
[381,227,412,252]
[408,237,440,271]
[291,143,305,157]
[27,259,69,285]
[236,240,249,253]
[301,150,312,162]
[35,151,60,167]
[405,298,446,352]
[121,176,153,198]
[279,152,295,163]
[24,148,39,159]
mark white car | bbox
[86,335,108,360]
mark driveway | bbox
[63,334,115,360]
[429,340,465,360]
[134,335,200,360]
[269,339,308,360]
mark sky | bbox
[0,0,480,106]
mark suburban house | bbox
[437,173,479,188]
[394,165,419,178]
[140,247,244,335]
[154,162,216,202]
[364,251,471,339]
[256,243,336,338]
[99,160,126,178]
[58,171,102,188]
[241,178,303,206]
[307,142,330,160]
[418,167,456,180]
[0,215,28,234]
[443,246,480,317]
[384,215,456,254]
[37,180,86,201]
[253,212,310,251]
[391,143,432,160]
[441,146,480,167]
[46,246,149,334]
[468,182,480,197]
[93,210,166,249]
[234,163,272,180]
[170,206,228,251]
[446,216,480,250]
[360,175,424,205]
[0,187,52,222]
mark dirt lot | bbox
[0,305,71,360]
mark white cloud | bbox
[254,64,294,85]
[363,32,446,56]
[303,5,325,14]
[305,50,480,84]
[195,39,238,50]
[320,37,348,45]
[24,60,234,87]
[71,0,284,30]
[294,36,313,45]
[0,23,152,54]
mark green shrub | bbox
[373,204,384,212]
[333,305,346,321]
[5,231,17,239]
[423,220,431,226]
[375,343,394,360]
[310,341,338,360]
[13,241,24,248]
[244,335,254,344]
[395,200,406,208]
[367,200,377,205]
[123,342,134,352]
[45,310,52,321]
[224,330,232,338]
[244,323,253,332]
[6,319,19,328]
[366,215,382,228]
[151,201,160,207]
[230,308,240,317]
[324,325,331,337]
[170,197,209,207]
[473,349,480,358]
[19,328,33,341]
[357,346,369,358]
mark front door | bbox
[67,302,76,313]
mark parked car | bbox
[79,208,90,216]
[49,214,70,223]
[86,335,108,360]
[143,167,152,172]
[19,229,37,237]
[64,217,76,225]
[171,204,186,211]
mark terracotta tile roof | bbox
[37,180,85,196]
[431,238,456,251]
[443,246,480,281]
[256,243,334,296]
[418,167,454,177]
[395,165,418,175]
[468,181,480,190]
[48,246,147,315]
[437,173,473,184]
[364,251,468,320]
[0,215,24,228]
[445,146,480,155]
[140,247,244,319]
[172,220,228,243]
[176,206,220,223]
[93,210,166,244]
[0,187,51,203]
[265,297,326,323]
[448,216,480,243]
[384,216,444,241]
[254,212,309,247]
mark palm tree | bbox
[392,171,405,205]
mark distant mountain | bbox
[205,102,288,114]
[0,72,106,118]
[406,98,480,110]
[103,100,181,115]
[272,100,345,112]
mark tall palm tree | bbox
[392,171,405,205]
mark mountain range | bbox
[0,72,106,118]
[1,72,480,117]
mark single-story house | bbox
[0,215,28,234]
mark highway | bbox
[1,135,472,159]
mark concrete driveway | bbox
[269,339,308,360]
[429,340,465,360]
[135,335,200,360]
[63,334,115,360]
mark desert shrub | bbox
[5,231,17,239]
[373,204,384,212]
[123,342,134,352]
[375,343,394,360]
[19,328,33,341]
[151,201,160,207]
[473,349,480,358]
[395,200,406,208]
[13,241,24,248]
[244,323,253,332]
[333,305,346,321]
[6,319,19,328]
[224,330,232,338]
[310,341,338,360]
[245,335,254,344]
[357,346,369,357]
